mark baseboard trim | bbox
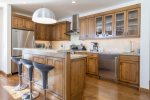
[139,87,150,93]
[0,71,12,77]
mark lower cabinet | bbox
[119,55,139,86]
[75,52,99,77]
[46,57,64,97]
[87,55,98,76]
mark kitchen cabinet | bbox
[35,24,58,41]
[114,11,126,37]
[87,53,99,76]
[96,16,104,38]
[119,55,139,85]
[35,24,47,41]
[79,4,140,40]
[79,17,95,39]
[46,57,64,97]
[12,14,35,31]
[126,8,140,37]
[52,21,71,41]
[75,52,99,77]
[104,14,114,37]
[79,18,88,39]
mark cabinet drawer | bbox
[120,55,139,62]
[75,52,87,55]
[88,53,98,58]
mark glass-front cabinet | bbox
[96,16,103,38]
[104,14,114,37]
[115,12,126,37]
[127,8,140,37]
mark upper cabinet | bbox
[104,14,114,37]
[12,14,71,41]
[114,11,126,37]
[126,8,140,37]
[12,14,35,31]
[79,16,95,39]
[79,4,141,40]
[35,21,70,41]
[53,21,71,41]
[96,16,104,38]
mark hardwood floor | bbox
[0,74,149,100]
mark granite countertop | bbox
[74,50,140,56]
[13,48,87,59]
[13,48,139,57]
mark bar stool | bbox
[21,59,39,100]
[33,62,54,100]
[11,56,28,91]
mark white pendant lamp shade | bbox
[32,8,56,24]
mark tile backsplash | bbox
[36,35,140,53]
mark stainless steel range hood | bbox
[66,14,79,35]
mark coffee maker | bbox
[90,42,99,52]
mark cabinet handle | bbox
[115,57,118,78]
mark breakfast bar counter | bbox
[19,48,87,100]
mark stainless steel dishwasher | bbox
[99,53,119,81]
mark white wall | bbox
[140,0,150,89]
[0,8,3,70]
[0,3,11,74]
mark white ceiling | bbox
[8,0,135,19]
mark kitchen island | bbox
[19,48,87,100]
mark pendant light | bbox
[32,8,56,24]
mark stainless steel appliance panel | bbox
[11,29,35,73]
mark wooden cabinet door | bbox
[87,57,98,75]
[12,16,18,28]
[119,61,139,85]
[114,11,126,37]
[55,24,61,41]
[88,17,96,38]
[24,19,35,30]
[79,18,88,39]
[126,8,140,37]
[46,57,64,97]
[71,58,86,99]
[119,62,130,82]
[17,17,24,29]
[47,25,53,41]
[35,24,46,40]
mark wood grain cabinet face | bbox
[104,14,114,37]
[126,8,140,37]
[88,17,96,38]
[79,18,88,39]
[114,11,126,37]
[79,17,95,39]
[46,57,64,98]
[86,54,99,76]
[12,15,35,31]
[119,56,139,85]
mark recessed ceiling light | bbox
[23,1,27,4]
[72,1,76,4]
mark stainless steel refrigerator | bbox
[11,29,35,73]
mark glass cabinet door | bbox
[127,8,140,37]
[104,14,114,37]
[115,12,126,37]
[96,16,103,38]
